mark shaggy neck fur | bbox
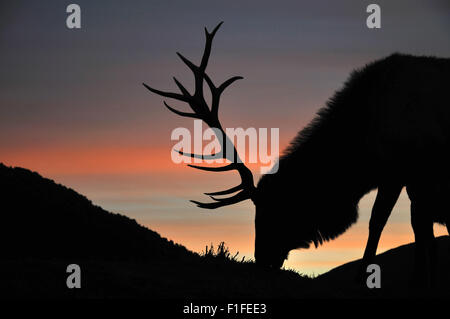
[257,57,385,248]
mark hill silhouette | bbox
[316,236,450,298]
[0,163,312,298]
[1,163,449,299]
[0,163,192,261]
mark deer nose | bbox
[271,257,284,269]
[256,257,284,269]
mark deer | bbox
[143,22,450,287]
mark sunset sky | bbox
[1,0,449,275]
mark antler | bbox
[143,22,255,209]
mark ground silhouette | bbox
[1,163,449,299]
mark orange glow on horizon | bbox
[149,220,448,275]
[2,141,286,177]
[4,141,448,277]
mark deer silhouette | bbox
[144,22,450,287]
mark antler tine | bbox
[206,75,244,118]
[175,149,221,160]
[209,191,247,202]
[176,52,198,72]
[174,51,212,118]
[190,200,226,210]
[173,77,191,97]
[174,21,226,120]
[200,21,223,71]
[190,189,250,209]
[163,101,201,119]
[142,83,189,102]
[144,22,256,209]
[205,184,243,196]
[187,161,255,207]
[188,163,235,172]
[218,76,244,93]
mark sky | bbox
[1,0,449,275]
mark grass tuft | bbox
[201,242,246,263]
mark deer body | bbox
[145,23,450,286]
[256,53,450,271]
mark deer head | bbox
[144,22,290,269]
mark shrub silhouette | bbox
[202,242,245,263]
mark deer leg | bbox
[407,184,436,291]
[411,202,435,290]
[356,184,402,283]
[362,184,403,264]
